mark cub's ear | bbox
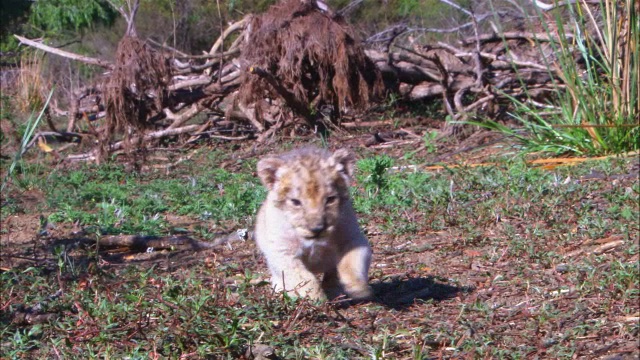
[257,156,284,190]
[330,148,356,180]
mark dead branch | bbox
[173,49,241,60]
[207,17,249,55]
[97,230,252,251]
[462,31,575,45]
[67,124,202,162]
[98,235,214,251]
[111,124,201,151]
[14,35,114,69]
[531,0,600,11]
[147,38,189,57]
[166,102,204,129]
[167,76,212,91]
[342,120,395,128]
[431,54,455,118]
[106,0,140,36]
[436,42,549,71]
[197,133,252,141]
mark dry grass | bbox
[15,50,50,115]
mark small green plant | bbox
[53,244,77,276]
[422,130,438,153]
[357,155,394,195]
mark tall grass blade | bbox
[480,0,638,156]
[1,88,54,192]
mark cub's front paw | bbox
[345,284,373,300]
[297,286,327,301]
[285,280,326,301]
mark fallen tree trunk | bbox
[96,231,252,251]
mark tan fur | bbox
[255,146,373,301]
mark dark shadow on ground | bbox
[369,276,473,310]
[46,234,221,268]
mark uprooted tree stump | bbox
[236,0,384,135]
[102,35,170,158]
[101,0,171,163]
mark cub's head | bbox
[257,147,355,240]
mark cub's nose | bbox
[309,224,326,237]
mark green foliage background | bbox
[1,0,469,54]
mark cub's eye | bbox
[326,195,338,205]
[290,198,302,206]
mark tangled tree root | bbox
[238,0,384,129]
[102,35,170,161]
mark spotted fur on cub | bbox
[255,146,372,300]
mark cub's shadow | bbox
[367,276,473,310]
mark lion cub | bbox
[255,146,372,301]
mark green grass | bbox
[1,149,638,358]
[1,162,266,237]
[475,0,638,156]
[2,264,296,358]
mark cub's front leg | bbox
[337,245,373,300]
[266,255,325,300]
